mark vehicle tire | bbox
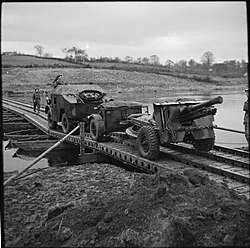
[193,137,215,152]
[61,113,73,134]
[137,126,159,160]
[47,109,57,129]
[90,118,104,141]
[45,105,49,114]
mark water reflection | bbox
[13,147,80,167]
[3,140,81,172]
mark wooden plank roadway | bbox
[3,101,249,199]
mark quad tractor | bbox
[45,84,107,134]
[46,82,223,161]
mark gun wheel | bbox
[90,118,104,141]
[61,113,73,134]
[47,110,57,129]
[193,137,215,152]
[137,126,159,160]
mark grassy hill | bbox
[1,54,248,94]
[2,54,248,86]
[1,54,174,75]
[1,54,84,68]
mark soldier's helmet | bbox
[245,89,249,98]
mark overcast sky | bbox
[1,2,248,63]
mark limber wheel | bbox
[137,126,159,160]
[90,118,104,141]
[61,113,73,134]
[193,137,215,152]
[47,110,57,129]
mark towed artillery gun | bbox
[125,96,223,160]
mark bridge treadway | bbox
[3,99,249,199]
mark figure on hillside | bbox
[32,88,41,114]
[243,88,249,144]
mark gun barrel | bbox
[184,96,223,113]
[180,108,217,122]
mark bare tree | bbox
[188,59,196,69]
[150,55,160,65]
[165,59,174,68]
[201,51,215,76]
[178,60,188,72]
[34,45,44,57]
[114,56,121,63]
[62,47,88,62]
[142,57,150,65]
[124,56,133,63]
[75,48,88,62]
[62,47,73,61]
[67,46,78,62]
[136,57,142,64]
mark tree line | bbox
[2,44,248,77]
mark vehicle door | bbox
[51,94,59,121]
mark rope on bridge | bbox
[214,125,245,134]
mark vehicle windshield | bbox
[79,90,104,101]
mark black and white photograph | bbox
[1,1,249,247]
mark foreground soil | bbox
[4,163,250,247]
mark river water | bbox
[3,89,248,172]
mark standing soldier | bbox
[33,88,41,114]
[52,75,63,88]
[243,89,249,144]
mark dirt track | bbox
[4,163,250,247]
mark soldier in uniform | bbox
[52,75,63,88]
[243,89,249,144]
[32,88,41,114]
[44,90,51,114]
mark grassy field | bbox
[1,55,248,93]
[2,55,83,68]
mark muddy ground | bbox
[3,163,250,247]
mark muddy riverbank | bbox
[3,163,250,247]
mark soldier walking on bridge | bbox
[32,88,41,114]
[243,89,249,144]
